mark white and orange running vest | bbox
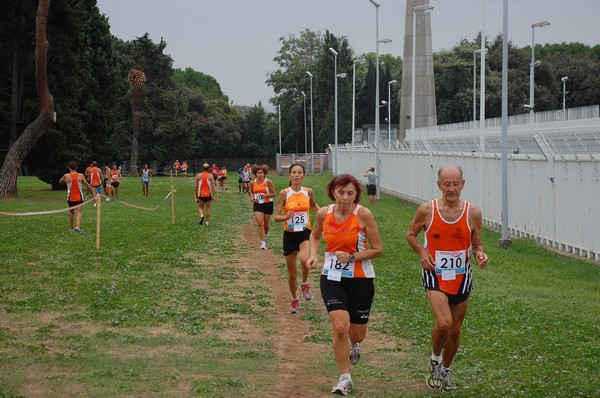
[197,172,212,198]
[283,186,311,232]
[67,172,83,202]
[423,199,473,295]
[321,204,374,279]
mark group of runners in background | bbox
[59,158,488,395]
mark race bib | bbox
[287,211,308,232]
[322,252,354,279]
[435,250,466,281]
[254,194,264,204]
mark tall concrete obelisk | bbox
[399,0,437,143]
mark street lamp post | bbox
[473,48,487,124]
[329,47,339,175]
[369,0,392,199]
[529,20,550,122]
[352,59,366,147]
[306,71,314,173]
[301,91,307,159]
[278,104,281,155]
[561,76,568,119]
[387,80,396,145]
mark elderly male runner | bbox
[406,165,488,391]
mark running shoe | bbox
[69,228,74,233]
[426,359,443,390]
[199,215,204,225]
[74,227,81,233]
[349,342,361,365]
[331,376,353,395]
[439,367,456,391]
[301,282,313,300]
[289,298,299,314]
[260,240,267,250]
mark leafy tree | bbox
[266,29,323,153]
[0,0,54,197]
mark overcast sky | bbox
[96,0,599,108]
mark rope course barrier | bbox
[0,191,173,217]
[0,197,96,216]
[1,188,176,251]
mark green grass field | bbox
[0,175,598,397]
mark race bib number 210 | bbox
[435,250,466,281]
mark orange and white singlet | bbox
[67,172,83,202]
[89,167,102,187]
[110,169,120,183]
[423,199,473,295]
[321,204,374,279]
[283,186,311,232]
[197,172,212,198]
[252,178,272,204]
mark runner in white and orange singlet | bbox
[406,165,488,392]
[307,174,382,395]
[249,164,276,250]
[274,163,320,314]
[195,163,215,226]
[59,161,94,233]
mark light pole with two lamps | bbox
[329,47,347,175]
[352,58,366,147]
[528,20,550,122]
[387,80,397,145]
[301,91,307,159]
[473,48,487,124]
[306,71,314,173]
[369,0,391,199]
[561,76,568,119]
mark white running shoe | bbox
[289,298,299,314]
[301,282,313,300]
[260,240,267,250]
[331,376,353,395]
[350,342,361,365]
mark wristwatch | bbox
[349,253,356,262]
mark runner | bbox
[58,161,94,233]
[242,164,252,195]
[274,163,320,314]
[141,163,152,197]
[173,160,181,177]
[249,164,276,250]
[406,165,488,391]
[110,164,122,200]
[88,161,103,204]
[307,174,383,396]
[195,163,215,226]
[181,161,189,177]
[220,166,228,190]
[103,163,111,201]
[237,165,244,193]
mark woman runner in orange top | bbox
[307,174,383,396]
[274,163,320,314]
[249,164,276,250]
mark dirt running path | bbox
[240,222,331,397]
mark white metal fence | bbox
[336,107,600,262]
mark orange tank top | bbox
[110,169,120,182]
[283,186,311,232]
[423,199,473,295]
[252,178,272,203]
[197,172,212,197]
[90,167,102,186]
[321,204,374,279]
[67,172,83,202]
